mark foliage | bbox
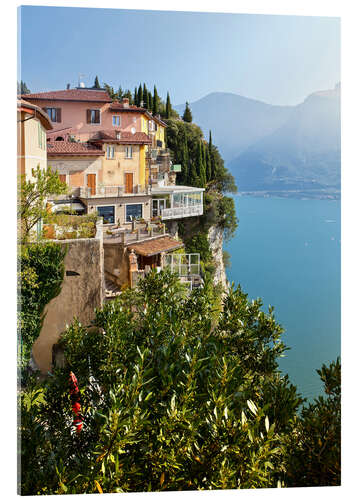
[20,270,304,494]
[18,80,31,94]
[18,242,66,368]
[43,213,98,240]
[19,166,68,243]
[92,76,100,89]
[182,101,193,122]
[216,195,239,240]
[285,357,341,487]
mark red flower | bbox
[69,371,83,433]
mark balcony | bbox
[79,185,147,198]
[160,205,203,220]
[151,185,205,220]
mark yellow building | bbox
[17,99,52,180]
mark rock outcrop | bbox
[207,225,228,291]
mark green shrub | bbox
[18,242,66,368]
[20,270,303,494]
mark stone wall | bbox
[32,232,104,374]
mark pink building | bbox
[22,87,164,145]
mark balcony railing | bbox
[160,205,203,220]
[163,253,201,276]
[79,185,147,198]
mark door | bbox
[125,173,134,193]
[152,199,166,217]
[87,174,96,196]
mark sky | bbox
[19,6,340,106]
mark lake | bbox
[224,195,341,401]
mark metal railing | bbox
[79,185,147,198]
[163,253,200,276]
[160,205,203,220]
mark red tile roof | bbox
[22,88,112,103]
[127,236,184,257]
[47,141,105,156]
[17,98,53,130]
[89,130,152,145]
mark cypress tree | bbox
[123,90,132,104]
[165,92,172,119]
[182,102,193,123]
[143,83,148,109]
[93,75,100,89]
[197,141,206,187]
[134,87,138,106]
[153,86,159,115]
[148,91,153,111]
[138,84,143,106]
[118,86,124,101]
[181,128,189,185]
[206,141,212,182]
[208,130,215,180]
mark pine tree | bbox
[182,102,193,123]
[143,83,148,109]
[165,92,172,119]
[93,76,100,89]
[153,86,159,115]
[138,84,143,107]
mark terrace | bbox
[151,185,205,220]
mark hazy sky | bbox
[19,6,340,106]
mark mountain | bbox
[228,85,341,195]
[175,86,341,198]
[175,92,293,163]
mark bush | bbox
[18,242,66,368]
[20,270,303,494]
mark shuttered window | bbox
[87,109,100,124]
[125,146,133,159]
[44,108,61,122]
[106,146,115,159]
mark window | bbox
[112,115,121,126]
[38,123,46,150]
[133,117,137,123]
[45,107,61,122]
[126,204,142,222]
[86,109,100,124]
[106,145,115,159]
[97,206,115,224]
[125,146,133,159]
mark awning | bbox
[127,236,184,257]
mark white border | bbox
[5,1,355,499]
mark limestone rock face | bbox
[207,225,228,291]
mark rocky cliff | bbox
[207,225,228,291]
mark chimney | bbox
[140,100,144,108]
[123,98,129,108]
[66,83,70,89]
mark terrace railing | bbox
[79,185,147,198]
[160,205,203,220]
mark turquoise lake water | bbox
[224,195,341,401]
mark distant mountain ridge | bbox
[175,85,341,198]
